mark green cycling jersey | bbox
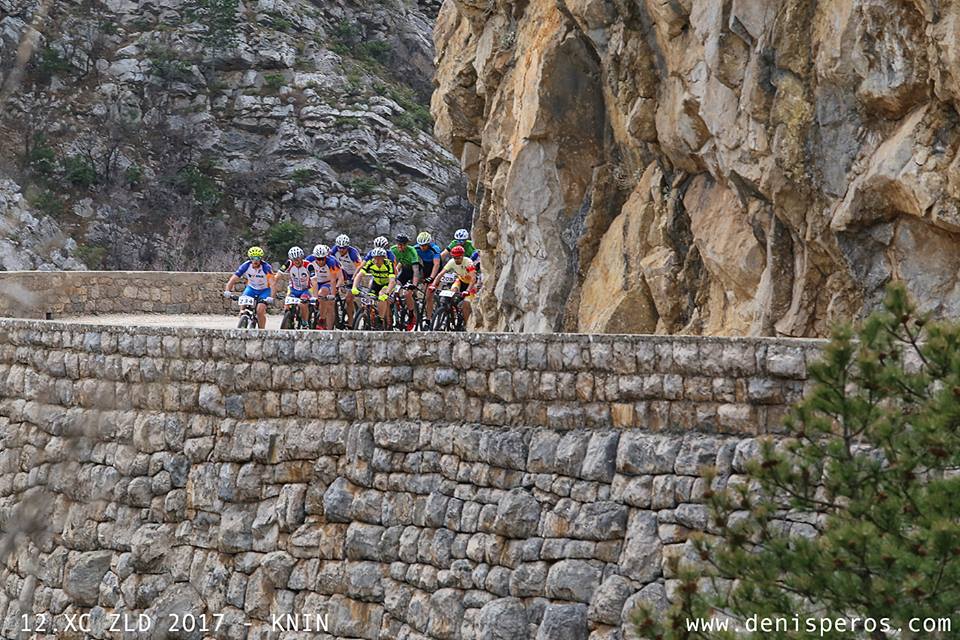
[447,239,477,255]
[391,244,420,266]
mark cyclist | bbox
[277,246,315,327]
[429,245,477,326]
[332,234,362,326]
[352,247,396,329]
[471,250,483,292]
[416,231,444,325]
[391,233,421,331]
[364,236,396,265]
[306,244,344,329]
[441,228,478,261]
[223,246,275,329]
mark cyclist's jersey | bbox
[305,254,342,285]
[234,260,273,290]
[333,246,362,278]
[278,259,313,291]
[364,249,396,263]
[416,242,443,267]
[360,259,396,286]
[440,257,476,280]
[391,245,419,266]
[448,239,478,255]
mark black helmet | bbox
[395,234,409,243]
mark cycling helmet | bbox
[454,228,469,241]
[451,245,466,257]
[371,247,388,258]
[288,246,304,260]
[248,246,264,259]
[395,234,409,243]
[373,236,389,249]
[417,232,432,244]
[313,244,329,258]
[335,234,350,247]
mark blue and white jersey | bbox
[306,254,343,285]
[333,246,362,277]
[234,260,273,290]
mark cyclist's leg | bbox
[318,282,334,329]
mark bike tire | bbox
[238,315,250,329]
[353,308,368,331]
[280,308,295,330]
[432,308,450,332]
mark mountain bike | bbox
[431,288,467,332]
[280,294,314,330]
[228,293,271,329]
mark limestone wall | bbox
[0,319,825,639]
[1,271,241,319]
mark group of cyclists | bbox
[223,229,481,331]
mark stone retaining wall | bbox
[2,271,250,318]
[0,320,826,640]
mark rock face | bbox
[0,0,469,270]
[433,0,960,336]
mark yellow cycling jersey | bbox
[360,259,396,286]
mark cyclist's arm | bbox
[430,257,441,279]
[224,274,240,293]
[352,268,365,289]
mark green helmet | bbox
[248,246,265,259]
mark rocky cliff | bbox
[0,0,469,270]
[433,0,960,336]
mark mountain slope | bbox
[0,0,469,270]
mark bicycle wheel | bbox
[280,308,295,330]
[431,308,450,332]
[353,307,369,331]
[238,314,250,329]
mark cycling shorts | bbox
[398,264,416,285]
[288,287,311,299]
[243,286,271,300]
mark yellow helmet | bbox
[247,246,265,259]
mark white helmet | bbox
[373,236,389,248]
[335,234,350,247]
[288,246,304,260]
[454,228,469,241]
[370,247,388,258]
[313,244,329,258]
[417,231,432,244]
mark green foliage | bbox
[34,47,74,81]
[268,12,293,32]
[28,136,57,176]
[63,156,98,189]
[333,20,360,42]
[635,282,960,639]
[148,46,194,82]
[375,82,433,132]
[265,221,305,260]
[28,189,66,218]
[98,20,120,35]
[75,243,107,269]
[263,73,286,92]
[185,0,240,48]
[124,164,144,187]
[334,115,362,127]
[174,162,221,209]
[346,176,377,197]
[356,39,390,64]
[290,169,314,187]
